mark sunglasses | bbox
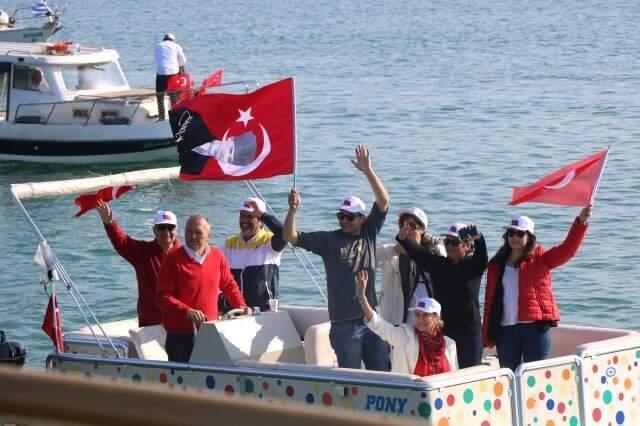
[443,238,461,247]
[402,222,421,231]
[337,212,359,222]
[155,224,176,231]
[507,229,526,238]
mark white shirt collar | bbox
[183,245,211,265]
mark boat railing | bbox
[8,4,66,23]
[13,80,261,126]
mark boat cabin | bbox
[0,41,160,125]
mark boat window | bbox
[60,62,127,92]
[0,63,9,118]
[12,65,51,93]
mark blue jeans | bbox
[497,323,551,371]
[447,331,482,369]
[165,332,195,363]
[329,318,390,371]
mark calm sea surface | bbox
[0,0,638,369]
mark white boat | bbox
[0,41,176,163]
[0,5,63,43]
[10,168,640,425]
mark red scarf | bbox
[413,328,450,377]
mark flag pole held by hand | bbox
[589,145,611,205]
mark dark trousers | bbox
[447,331,483,369]
[329,318,390,371]
[155,74,177,120]
[165,332,195,363]
[497,323,551,371]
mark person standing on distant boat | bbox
[283,145,391,372]
[157,215,251,363]
[96,201,181,327]
[219,197,286,313]
[154,32,187,120]
[482,206,592,371]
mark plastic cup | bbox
[268,299,279,312]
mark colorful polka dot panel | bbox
[53,356,517,424]
[581,348,640,425]
[421,373,516,425]
[519,359,582,426]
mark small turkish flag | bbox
[74,185,134,217]
[510,148,609,206]
[167,73,195,104]
[42,294,63,352]
[197,69,223,96]
[169,77,295,181]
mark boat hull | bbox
[0,23,57,43]
[0,137,176,163]
[0,121,177,164]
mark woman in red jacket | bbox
[482,206,592,371]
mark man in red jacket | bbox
[158,215,251,363]
[96,200,181,327]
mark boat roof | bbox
[0,41,119,65]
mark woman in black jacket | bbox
[397,223,488,368]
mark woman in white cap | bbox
[482,206,592,371]
[355,270,457,376]
[376,207,444,326]
[396,222,487,369]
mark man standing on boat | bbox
[158,215,251,363]
[283,145,391,371]
[220,197,286,313]
[154,32,187,121]
[96,201,181,327]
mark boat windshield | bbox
[60,62,127,92]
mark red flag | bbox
[169,77,295,181]
[510,149,609,206]
[42,294,63,352]
[74,185,134,217]
[167,73,195,104]
[196,69,223,96]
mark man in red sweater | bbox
[158,215,251,362]
[96,200,181,327]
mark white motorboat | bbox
[0,5,63,43]
[0,41,176,163]
[9,167,640,425]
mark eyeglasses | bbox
[337,212,359,222]
[156,224,176,231]
[507,229,526,238]
[401,222,421,231]
[443,238,461,247]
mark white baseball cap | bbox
[504,215,535,235]
[338,196,366,215]
[441,223,466,238]
[240,197,266,214]
[163,33,176,41]
[154,211,177,226]
[409,297,441,315]
[397,207,428,229]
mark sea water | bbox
[0,0,638,369]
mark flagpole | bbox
[292,76,298,189]
[589,145,611,205]
[50,281,60,353]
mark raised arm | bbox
[96,200,141,263]
[356,270,405,347]
[396,228,442,272]
[283,188,300,245]
[263,213,286,252]
[542,206,591,269]
[351,145,389,212]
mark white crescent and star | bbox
[236,108,253,127]
[544,170,576,190]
